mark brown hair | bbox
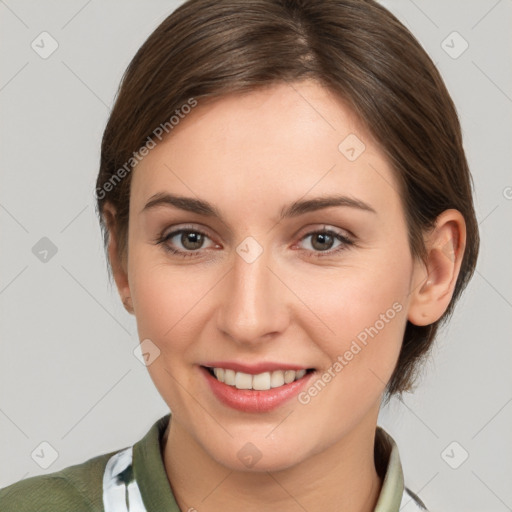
[95,0,479,402]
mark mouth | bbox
[203,366,314,390]
[200,364,316,413]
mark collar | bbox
[373,425,405,511]
[102,413,425,512]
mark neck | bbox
[162,409,383,512]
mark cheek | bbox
[291,247,411,382]
[290,272,408,429]
[129,262,215,409]
[130,261,211,355]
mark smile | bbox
[200,364,315,413]
[207,367,308,390]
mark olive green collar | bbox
[133,414,407,512]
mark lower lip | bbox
[201,366,313,413]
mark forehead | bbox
[130,81,403,221]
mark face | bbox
[120,80,419,472]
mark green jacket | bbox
[0,413,428,511]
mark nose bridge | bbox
[217,240,287,344]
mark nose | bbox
[216,243,290,347]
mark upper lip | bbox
[201,361,312,374]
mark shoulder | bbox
[0,449,120,512]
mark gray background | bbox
[0,1,511,510]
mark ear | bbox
[102,202,134,315]
[407,209,466,326]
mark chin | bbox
[202,433,314,474]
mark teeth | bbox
[270,371,285,388]
[284,370,295,384]
[235,371,253,389]
[252,372,271,390]
[210,367,308,390]
[296,369,306,379]
[224,369,236,386]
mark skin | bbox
[103,80,466,512]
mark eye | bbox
[297,227,354,258]
[155,224,355,260]
[156,226,218,258]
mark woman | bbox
[0,0,479,511]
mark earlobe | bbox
[122,296,134,314]
[407,209,466,326]
[102,203,133,315]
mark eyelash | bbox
[154,226,355,259]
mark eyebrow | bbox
[141,192,377,220]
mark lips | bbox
[200,362,315,413]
